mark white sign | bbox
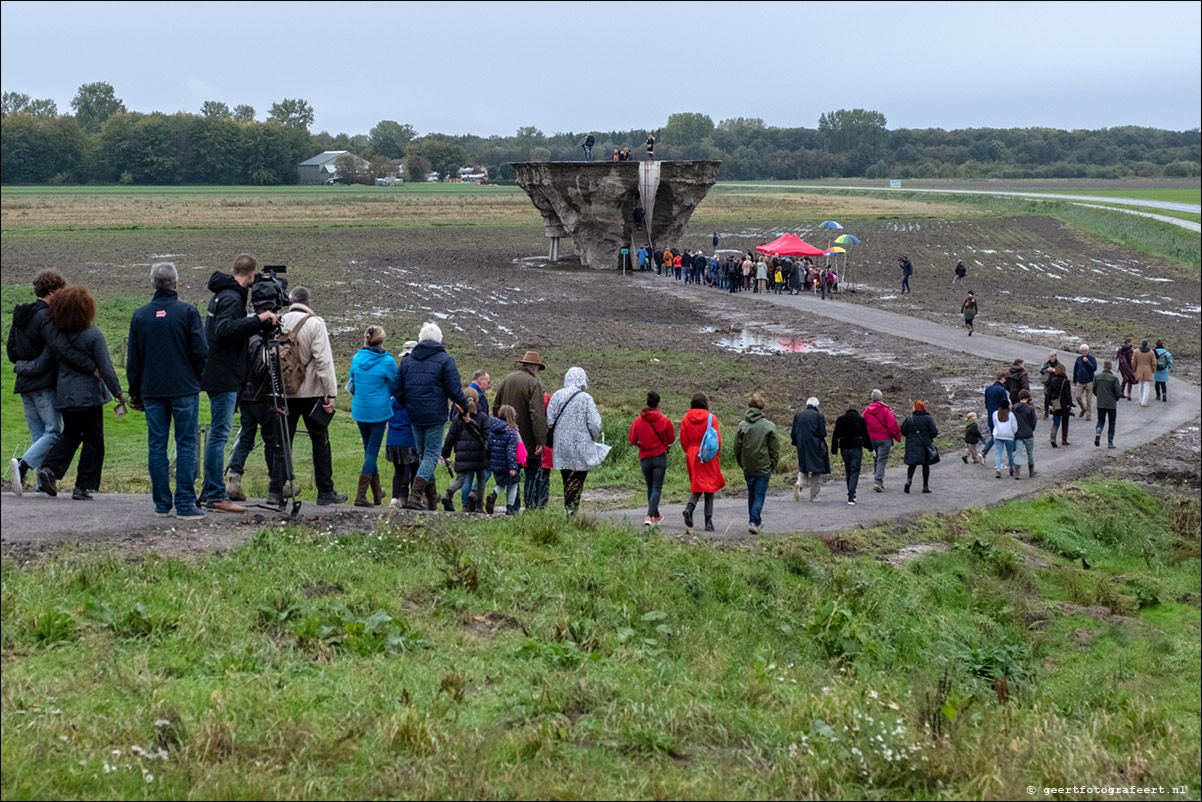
[889,179,902,188]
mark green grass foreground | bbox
[2,480,1199,799]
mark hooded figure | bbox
[546,367,610,472]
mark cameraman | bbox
[199,253,277,513]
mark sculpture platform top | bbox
[511,161,720,269]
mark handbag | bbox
[546,388,584,449]
[920,423,940,465]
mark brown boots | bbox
[355,473,385,508]
[405,477,429,510]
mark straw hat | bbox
[518,350,546,370]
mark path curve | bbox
[721,183,1202,231]
[601,284,1200,536]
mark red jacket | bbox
[540,392,554,470]
[679,408,726,493]
[863,401,901,443]
[628,408,676,459]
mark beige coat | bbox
[1132,347,1157,383]
[280,303,338,399]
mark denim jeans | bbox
[144,395,200,514]
[411,423,445,482]
[200,391,238,504]
[640,454,668,518]
[1095,408,1117,443]
[841,448,863,502]
[357,421,387,475]
[870,439,892,487]
[994,439,1016,470]
[461,469,492,506]
[745,473,770,526]
[20,389,62,472]
[227,409,259,476]
[1014,437,1035,466]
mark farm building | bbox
[297,151,369,185]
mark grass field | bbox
[1042,188,1201,205]
[2,480,1198,799]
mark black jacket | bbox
[900,411,939,466]
[200,272,269,395]
[441,411,490,474]
[1013,401,1038,439]
[831,409,872,453]
[7,299,97,395]
[127,290,208,401]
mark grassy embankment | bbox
[2,479,1199,799]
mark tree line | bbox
[2,84,1199,185]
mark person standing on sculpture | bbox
[581,134,595,161]
[645,134,655,159]
[494,350,548,510]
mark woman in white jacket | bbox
[545,367,611,514]
[991,399,1019,479]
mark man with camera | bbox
[127,263,208,519]
[199,254,277,513]
[281,286,347,505]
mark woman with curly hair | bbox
[25,286,126,499]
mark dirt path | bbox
[597,281,1201,535]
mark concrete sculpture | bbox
[511,160,721,269]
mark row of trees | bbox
[2,83,1199,185]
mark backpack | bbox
[278,314,313,395]
[1155,350,1168,371]
[246,334,271,396]
[698,413,719,464]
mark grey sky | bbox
[2,1,1199,136]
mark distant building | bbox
[457,166,489,183]
[297,151,369,185]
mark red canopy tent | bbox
[756,233,826,257]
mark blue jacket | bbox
[469,381,490,417]
[392,340,469,427]
[127,290,208,400]
[349,347,397,424]
[486,417,520,486]
[387,398,415,448]
[984,380,1008,422]
[1073,354,1097,384]
[1153,348,1173,383]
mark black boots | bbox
[683,503,695,534]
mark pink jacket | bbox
[863,401,901,443]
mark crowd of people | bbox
[635,245,843,298]
[5,258,1179,534]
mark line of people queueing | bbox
[636,245,840,298]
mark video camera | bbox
[252,265,289,313]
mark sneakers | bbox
[873,484,883,493]
[9,458,24,497]
[1094,434,1101,447]
[644,516,653,527]
[848,500,856,506]
[71,487,94,500]
[207,499,247,513]
[1107,443,1117,449]
[37,467,57,497]
[176,507,206,521]
[748,524,760,534]
[266,492,284,507]
[996,469,1002,479]
[155,510,172,518]
[793,483,801,502]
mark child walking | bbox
[487,404,522,515]
[439,387,490,512]
[962,411,982,464]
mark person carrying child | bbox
[487,404,523,515]
[962,411,982,464]
[439,386,490,512]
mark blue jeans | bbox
[461,469,491,505]
[411,423,445,481]
[145,395,200,514]
[745,473,770,526]
[1014,437,1035,466]
[201,391,238,504]
[1095,408,1116,443]
[20,389,62,472]
[357,421,387,475]
[994,439,1016,470]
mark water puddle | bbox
[714,329,841,355]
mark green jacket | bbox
[1093,370,1121,409]
[735,408,779,477]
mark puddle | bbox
[714,330,843,355]
[1014,326,1066,336]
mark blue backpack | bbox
[698,413,720,463]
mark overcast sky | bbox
[2,1,1199,136]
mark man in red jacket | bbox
[628,391,676,526]
[863,389,902,493]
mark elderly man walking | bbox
[863,389,901,493]
[127,263,208,519]
[494,351,548,511]
[1073,344,1097,422]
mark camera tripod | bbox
[259,326,301,517]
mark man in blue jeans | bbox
[734,394,779,535]
[199,254,276,513]
[128,263,209,518]
[7,268,103,496]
